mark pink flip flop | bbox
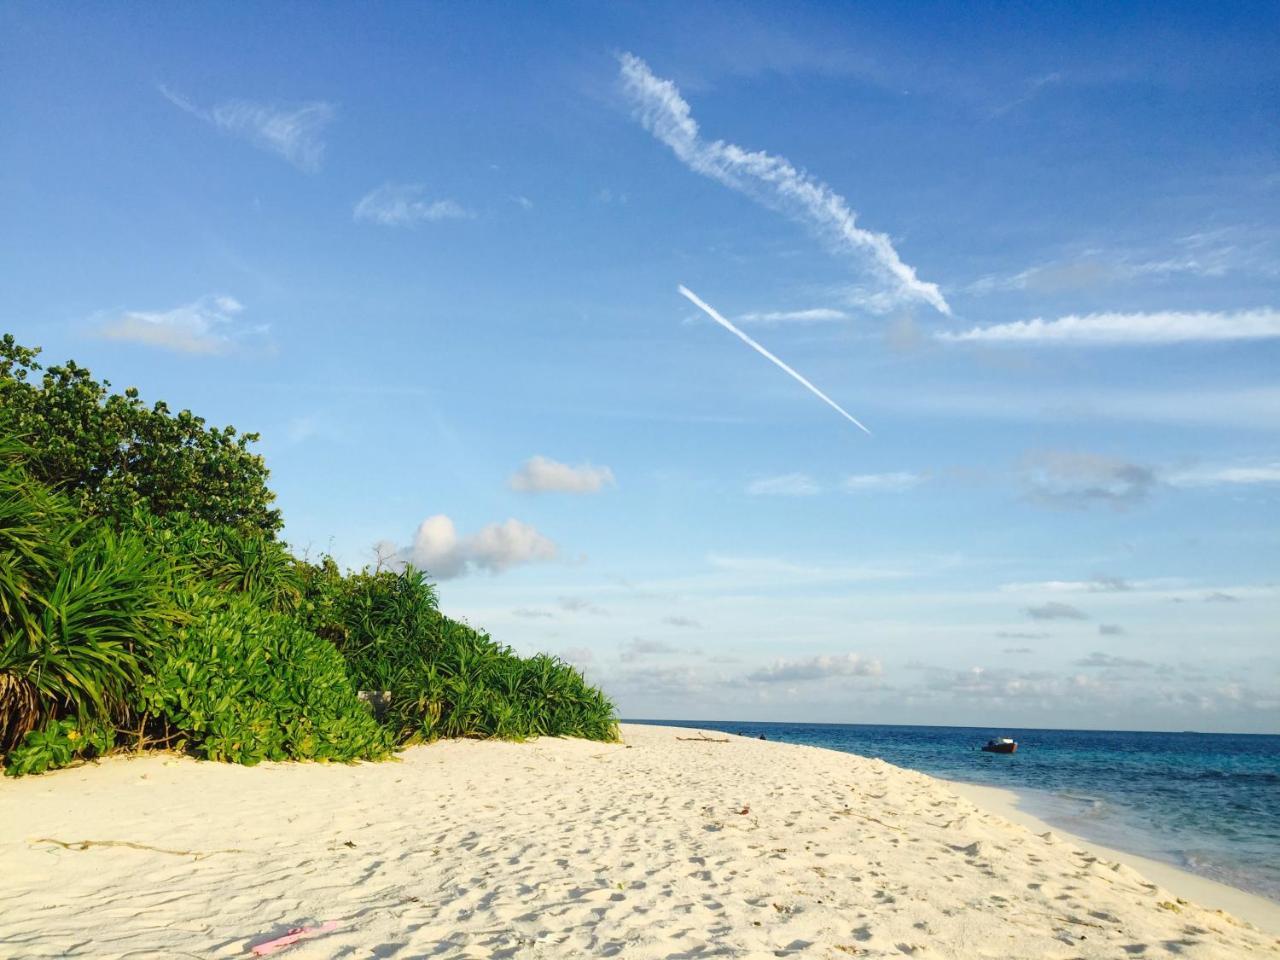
[250,921,339,956]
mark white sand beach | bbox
[2,723,1276,959]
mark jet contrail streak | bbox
[678,284,872,436]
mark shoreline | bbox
[945,779,1280,934]
[2,722,1277,958]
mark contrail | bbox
[678,285,872,436]
[622,54,949,316]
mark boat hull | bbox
[981,743,1017,754]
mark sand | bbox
[1,723,1276,959]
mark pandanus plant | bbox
[0,434,179,751]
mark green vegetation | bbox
[0,337,617,776]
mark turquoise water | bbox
[633,719,1280,902]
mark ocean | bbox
[632,719,1280,902]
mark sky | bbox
[2,2,1278,732]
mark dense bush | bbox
[137,595,390,764]
[0,335,280,535]
[0,435,179,752]
[301,565,619,743]
[0,336,618,777]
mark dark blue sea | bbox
[632,719,1280,902]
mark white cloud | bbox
[396,514,557,579]
[844,471,920,492]
[354,183,473,226]
[939,308,1280,345]
[619,53,948,315]
[160,86,333,172]
[736,308,849,324]
[1166,462,1280,487]
[747,653,882,683]
[746,472,821,496]
[509,455,615,494]
[96,294,261,355]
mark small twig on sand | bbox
[677,733,731,743]
[32,838,243,860]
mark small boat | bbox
[981,737,1017,754]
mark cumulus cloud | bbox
[509,455,616,494]
[619,53,948,314]
[1024,601,1088,621]
[354,183,473,226]
[737,308,849,324]
[746,473,821,496]
[939,308,1280,345]
[1075,651,1152,669]
[160,86,333,171]
[1022,451,1157,509]
[96,294,262,355]
[844,471,921,493]
[747,653,882,683]
[395,514,557,579]
[620,637,680,663]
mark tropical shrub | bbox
[134,511,303,613]
[300,564,619,743]
[0,434,179,754]
[136,594,390,765]
[2,335,619,777]
[0,335,280,535]
[4,715,115,777]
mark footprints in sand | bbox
[1,726,1275,959]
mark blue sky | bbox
[3,2,1278,731]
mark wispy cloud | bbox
[1075,651,1151,669]
[387,514,557,579]
[1024,601,1088,621]
[95,294,264,355]
[1098,624,1126,636]
[1166,462,1280,487]
[747,653,882,683]
[559,595,608,616]
[844,471,920,492]
[737,308,849,324]
[964,229,1280,295]
[619,53,948,314]
[354,183,473,226]
[1021,451,1157,509]
[512,607,555,619]
[663,615,702,629]
[988,71,1064,118]
[939,308,1280,345]
[679,285,872,435]
[509,455,615,494]
[620,638,680,662]
[160,86,333,171]
[746,473,821,496]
